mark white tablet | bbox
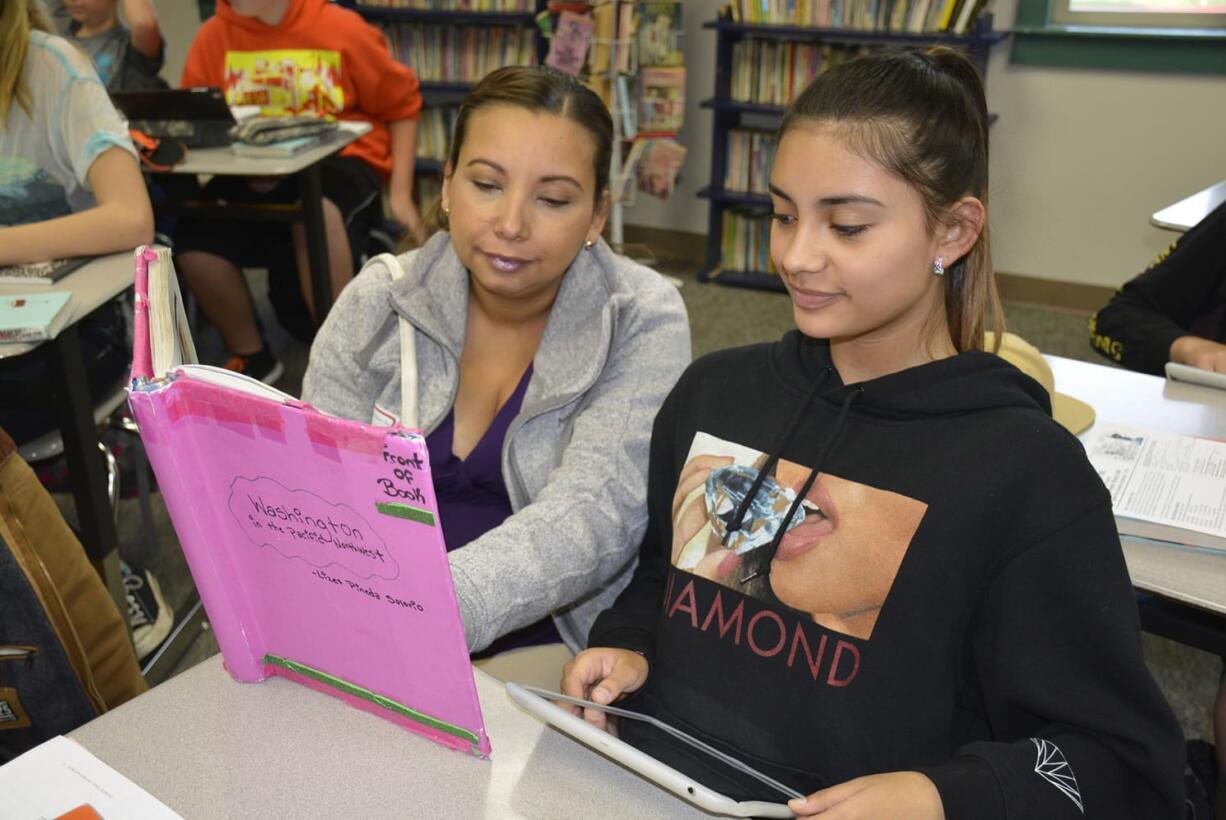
[1165,361,1226,391]
[505,682,797,818]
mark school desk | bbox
[160,122,373,325]
[70,654,716,819]
[1048,355,1226,655]
[0,253,207,684]
[1150,179,1226,233]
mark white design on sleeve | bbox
[1030,737,1084,813]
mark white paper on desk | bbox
[1085,423,1226,540]
[0,735,183,819]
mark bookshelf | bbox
[698,14,1008,292]
[347,0,550,212]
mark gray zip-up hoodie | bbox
[302,232,691,652]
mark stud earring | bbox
[584,239,595,250]
[933,256,945,276]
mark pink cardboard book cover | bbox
[126,247,490,757]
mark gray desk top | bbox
[72,656,715,819]
[1048,355,1226,615]
[0,251,133,360]
[1150,179,1226,232]
[174,121,371,177]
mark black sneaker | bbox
[122,563,174,661]
[223,349,284,385]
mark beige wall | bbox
[155,0,200,86]
[622,0,1226,289]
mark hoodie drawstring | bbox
[721,368,831,549]
[733,382,863,583]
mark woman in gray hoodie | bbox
[302,66,691,661]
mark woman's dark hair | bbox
[434,65,613,230]
[779,46,1004,353]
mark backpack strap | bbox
[371,253,418,430]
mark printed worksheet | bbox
[0,736,182,819]
[1085,423,1226,540]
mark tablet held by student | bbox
[563,48,1184,820]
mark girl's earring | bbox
[584,239,595,250]
[933,256,945,276]
[442,205,450,215]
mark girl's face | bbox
[442,106,609,305]
[768,124,948,355]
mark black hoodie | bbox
[589,331,1184,819]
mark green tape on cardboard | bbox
[375,502,436,526]
[262,654,479,751]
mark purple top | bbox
[425,364,561,655]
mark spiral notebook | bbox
[126,246,489,757]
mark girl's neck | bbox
[830,325,957,385]
[76,14,120,37]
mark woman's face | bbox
[441,105,609,305]
[768,123,946,352]
[768,466,925,635]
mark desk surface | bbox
[1048,355,1226,615]
[174,121,371,176]
[0,251,133,360]
[72,655,713,819]
[1150,179,1226,232]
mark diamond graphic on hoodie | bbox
[705,464,803,554]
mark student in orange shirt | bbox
[176,0,425,382]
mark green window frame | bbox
[1011,0,1226,73]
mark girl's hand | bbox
[559,648,649,735]
[788,772,945,819]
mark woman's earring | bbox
[442,205,450,215]
[933,256,945,276]
[584,239,595,250]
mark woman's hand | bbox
[788,772,945,819]
[559,648,649,735]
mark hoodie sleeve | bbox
[301,257,397,424]
[447,276,691,653]
[583,367,690,658]
[916,501,1185,820]
[342,10,422,123]
[1089,199,1226,375]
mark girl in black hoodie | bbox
[560,47,1185,819]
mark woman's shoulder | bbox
[602,249,687,318]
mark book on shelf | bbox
[722,0,988,32]
[383,23,537,83]
[615,74,637,138]
[416,107,458,162]
[0,291,74,343]
[545,9,594,76]
[638,1,683,66]
[723,128,776,195]
[637,138,686,199]
[720,209,776,276]
[638,66,685,133]
[0,256,89,286]
[127,246,491,756]
[1084,422,1226,554]
[730,39,859,106]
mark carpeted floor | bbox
[66,264,1220,746]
